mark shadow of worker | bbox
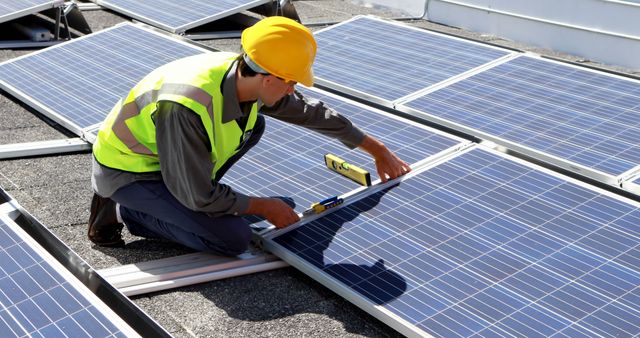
[274,184,407,306]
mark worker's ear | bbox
[261,74,275,87]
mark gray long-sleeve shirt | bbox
[92,59,366,217]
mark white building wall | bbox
[424,0,640,70]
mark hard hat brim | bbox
[299,68,314,87]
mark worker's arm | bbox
[260,90,366,149]
[263,90,411,182]
[357,135,411,182]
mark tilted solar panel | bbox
[0,0,61,25]
[0,23,207,140]
[399,55,640,187]
[265,146,640,337]
[313,16,512,105]
[96,0,270,33]
[220,87,468,217]
[0,214,138,337]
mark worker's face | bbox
[259,74,296,106]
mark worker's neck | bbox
[236,70,260,103]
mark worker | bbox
[88,16,410,256]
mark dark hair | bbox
[237,53,259,78]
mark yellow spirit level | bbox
[324,154,371,186]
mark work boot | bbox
[88,193,125,247]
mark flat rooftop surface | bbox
[1,1,638,337]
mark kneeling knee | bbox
[219,226,252,256]
[226,239,250,256]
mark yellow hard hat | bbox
[241,16,317,87]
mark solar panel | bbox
[0,0,61,25]
[96,0,270,33]
[220,87,468,219]
[0,213,138,337]
[264,146,640,337]
[313,16,512,105]
[0,23,207,141]
[399,55,640,187]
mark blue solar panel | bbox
[0,214,137,337]
[97,0,269,33]
[267,146,640,337]
[220,87,467,217]
[0,23,206,138]
[313,16,511,103]
[400,55,640,184]
[0,0,60,24]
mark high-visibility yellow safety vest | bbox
[93,52,258,178]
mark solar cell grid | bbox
[220,87,467,217]
[0,214,137,337]
[313,16,511,103]
[400,55,640,184]
[98,0,269,33]
[0,23,206,136]
[0,0,60,24]
[268,147,640,337]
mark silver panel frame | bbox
[262,144,640,337]
[0,138,90,159]
[0,0,63,24]
[83,124,101,144]
[99,251,287,296]
[622,170,640,196]
[396,53,640,188]
[0,40,62,48]
[312,15,517,107]
[0,22,209,143]
[95,0,271,34]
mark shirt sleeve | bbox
[155,101,250,217]
[260,89,366,149]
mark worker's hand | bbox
[246,197,300,228]
[263,197,300,228]
[373,147,411,182]
[359,135,411,182]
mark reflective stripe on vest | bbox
[93,52,258,177]
[112,84,215,156]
